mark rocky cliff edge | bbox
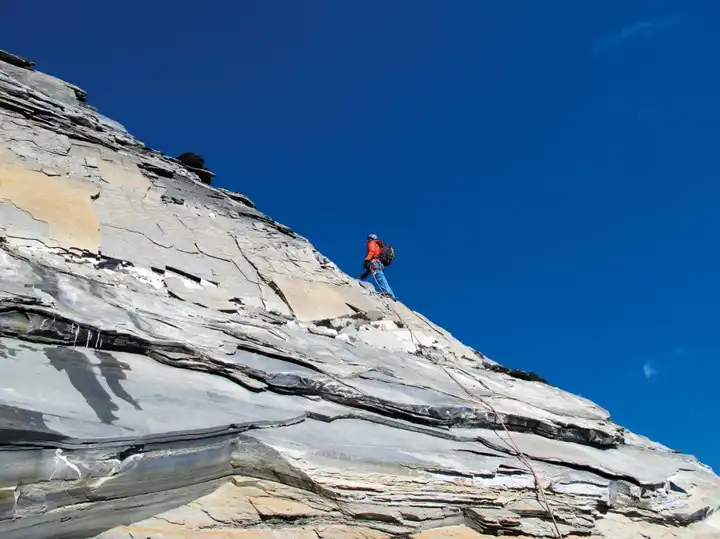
[0,51,718,539]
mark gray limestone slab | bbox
[0,202,51,244]
[165,275,236,311]
[95,187,173,248]
[0,61,78,105]
[224,348,319,377]
[95,112,128,134]
[98,224,167,270]
[248,417,513,478]
[165,248,216,281]
[31,131,70,155]
[0,339,302,440]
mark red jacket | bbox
[365,239,382,261]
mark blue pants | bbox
[369,260,395,298]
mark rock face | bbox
[0,51,718,539]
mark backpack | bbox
[377,239,395,266]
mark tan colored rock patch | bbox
[0,159,99,251]
[103,525,320,538]
[232,485,272,498]
[193,483,261,525]
[245,479,338,513]
[249,496,324,519]
[412,525,484,539]
[315,525,389,539]
[146,506,219,529]
[97,159,150,191]
[271,274,379,322]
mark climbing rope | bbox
[368,265,562,537]
[370,270,424,351]
[442,366,563,538]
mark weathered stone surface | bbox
[0,50,35,69]
[316,525,388,539]
[96,159,150,190]
[249,497,323,519]
[0,157,100,251]
[412,525,483,539]
[271,274,378,322]
[0,51,718,539]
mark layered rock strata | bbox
[0,51,718,539]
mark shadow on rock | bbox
[44,346,129,424]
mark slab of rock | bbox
[0,50,35,69]
[0,50,718,539]
[249,497,324,519]
[412,525,483,539]
[190,482,261,525]
[315,525,388,539]
[464,507,521,532]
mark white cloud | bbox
[643,361,658,378]
[593,17,679,55]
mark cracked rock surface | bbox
[0,50,718,539]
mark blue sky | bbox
[3,1,718,470]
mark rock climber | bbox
[359,234,396,300]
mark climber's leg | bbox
[371,261,395,299]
